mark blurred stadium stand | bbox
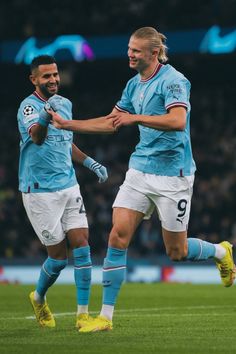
[0,0,236,264]
[0,0,235,39]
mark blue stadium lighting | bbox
[200,25,236,54]
[0,26,235,64]
[14,35,95,64]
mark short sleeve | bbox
[115,82,136,114]
[164,79,190,111]
[18,103,40,134]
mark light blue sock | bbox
[186,238,216,261]
[102,247,127,306]
[73,246,92,305]
[36,257,68,297]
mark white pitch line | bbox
[116,313,234,318]
[2,305,236,321]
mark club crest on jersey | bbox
[42,230,54,241]
[23,105,34,116]
[140,92,144,101]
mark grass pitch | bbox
[0,283,236,354]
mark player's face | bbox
[128,36,155,73]
[30,63,60,99]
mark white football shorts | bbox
[113,168,194,232]
[22,184,88,246]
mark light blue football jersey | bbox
[115,63,196,176]
[17,91,77,192]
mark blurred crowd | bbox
[1,0,236,40]
[1,56,236,261]
[0,0,236,261]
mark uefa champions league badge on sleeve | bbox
[23,105,39,123]
[23,105,34,116]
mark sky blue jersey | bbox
[115,63,196,176]
[17,91,77,192]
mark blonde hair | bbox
[131,27,168,63]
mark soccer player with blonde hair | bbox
[50,27,235,332]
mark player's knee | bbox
[109,227,129,249]
[67,228,89,248]
[166,246,187,261]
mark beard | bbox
[39,82,59,99]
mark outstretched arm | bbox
[49,110,116,134]
[71,143,88,164]
[112,106,187,131]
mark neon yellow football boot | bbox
[75,313,94,329]
[215,241,236,287]
[79,315,113,333]
[29,291,55,327]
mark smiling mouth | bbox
[48,85,57,90]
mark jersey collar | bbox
[140,63,163,83]
[33,91,47,102]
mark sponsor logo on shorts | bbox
[42,230,54,241]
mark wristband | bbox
[83,156,95,169]
[38,104,51,127]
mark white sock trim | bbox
[77,305,88,315]
[100,304,114,321]
[214,244,227,260]
[34,290,45,304]
[197,239,203,260]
